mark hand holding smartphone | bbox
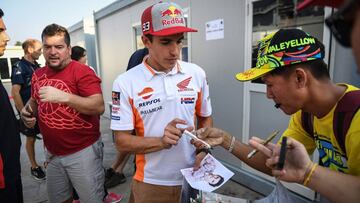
[277,136,287,170]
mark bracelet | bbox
[303,163,318,186]
[196,148,211,155]
[302,162,313,184]
[228,136,236,153]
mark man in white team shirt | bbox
[110,2,213,203]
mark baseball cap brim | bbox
[150,27,198,36]
[235,64,274,81]
[296,0,344,11]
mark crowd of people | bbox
[0,0,360,203]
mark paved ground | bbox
[21,116,263,203]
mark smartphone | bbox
[277,136,287,170]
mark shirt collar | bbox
[22,57,40,68]
[142,55,185,81]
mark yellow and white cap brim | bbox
[235,64,274,81]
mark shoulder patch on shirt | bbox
[112,91,120,105]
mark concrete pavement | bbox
[21,116,262,203]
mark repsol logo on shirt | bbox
[181,97,195,104]
[139,98,161,107]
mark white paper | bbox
[183,130,211,149]
[205,19,224,41]
[181,154,234,192]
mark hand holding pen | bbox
[247,130,279,159]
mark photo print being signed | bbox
[181,154,234,192]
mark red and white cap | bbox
[141,2,197,36]
[296,0,344,11]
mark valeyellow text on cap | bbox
[267,37,316,54]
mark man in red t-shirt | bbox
[21,24,105,203]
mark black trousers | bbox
[0,174,23,203]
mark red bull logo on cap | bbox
[161,5,184,26]
[161,5,182,17]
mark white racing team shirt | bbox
[110,59,212,186]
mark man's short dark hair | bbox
[0,9,4,18]
[271,59,330,80]
[71,46,86,61]
[41,23,70,46]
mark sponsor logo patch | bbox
[161,6,184,26]
[161,6,182,17]
[111,115,120,120]
[138,87,154,100]
[139,98,161,107]
[181,97,195,104]
[112,91,120,105]
[112,106,120,114]
[140,106,163,115]
[177,77,194,92]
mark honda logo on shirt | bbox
[177,77,194,92]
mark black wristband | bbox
[196,148,211,155]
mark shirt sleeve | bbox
[77,66,102,97]
[110,77,134,131]
[11,63,24,85]
[196,69,212,117]
[281,111,316,154]
[345,111,360,176]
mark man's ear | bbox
[28,46,34,54]
[294,68,307,88]
[141,35,151,48]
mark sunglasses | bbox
[325,1,359,47]
[325,11,353,47]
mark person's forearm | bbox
[197,116,213,128]
[115,132,166,154]
[307,166,360,203]
[12,93,24,112]
[64,93,104,115]
[221,133,272,175]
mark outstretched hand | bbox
[192,127,226,148]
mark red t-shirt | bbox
[31,61,102,155]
